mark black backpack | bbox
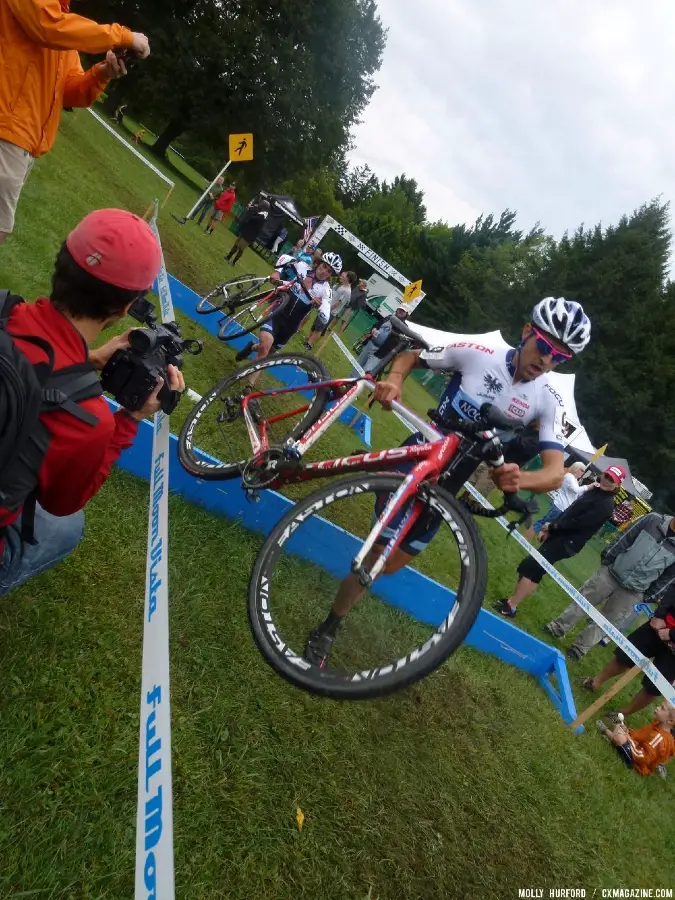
[0,290,103,544]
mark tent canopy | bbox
[258,192,305,226]
[407,324,596,452]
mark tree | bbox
[79,0,386,179]
[335,163,380,209]
[381,174,426,224]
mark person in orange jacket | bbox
[598,701,675,776]
[0,0,150,244]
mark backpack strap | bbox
[6,331,55,381]
[0,289,25,325]
[42,363,103,427]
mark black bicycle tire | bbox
[217,289,290,341]
[178,352,331,480]
[247,474,488,700]
[196,274,268,313]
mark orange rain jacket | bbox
[0,0,133,157]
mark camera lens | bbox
[129,328,153,352]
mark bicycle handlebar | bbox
[388,315,431,350]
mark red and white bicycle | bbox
[178,318,531,699]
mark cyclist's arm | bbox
[374,341,470,407]
[372,349,422,407]
[517,449,564,492]
[515,379,565,491]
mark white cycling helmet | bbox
[320,251,343,275]
[531,297,591,354]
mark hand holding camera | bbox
[99,298,201,417]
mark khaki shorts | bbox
[0,139,35,234]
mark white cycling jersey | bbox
[274,257,332,320]
[420,338,565,451]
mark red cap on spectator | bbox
[604,465,626,484]
[66,209,161,291]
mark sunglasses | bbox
[530,326,573,364]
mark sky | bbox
[348,0,675,240]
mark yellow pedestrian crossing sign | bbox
[402,279,423,304]
[229,133,254,162]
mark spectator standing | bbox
[493,465,625,617]
[0,0,150,245]
[0,209,184,596]
[546,512,675,660]
[205,182,236,235]
[581,583,675,721]
[177,176,225,227]
[224,198,270,266]
[331,271,356,319]
[338,278,369,334]
[612,497,636,529]
[524,461,589,540]
[349,307,408,376]
[271,227,289,254]
[114,103,128,125]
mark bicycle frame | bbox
[241,375,466,583]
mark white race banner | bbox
[135,204,175,900]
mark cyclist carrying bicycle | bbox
[235,251,343,362]
[303,297,592,666]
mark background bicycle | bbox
[196,271,290,341]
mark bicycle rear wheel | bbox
[196,274,271,314]
[248,473,488,699]
[178,353,331,480]
[217,289,290,341]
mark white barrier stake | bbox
[134,203,175,900]
[87,109,175,191]
[183,160,232,221]
[331,332,363,374]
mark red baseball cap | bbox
[66,209,162,291]
[603,465,626,484]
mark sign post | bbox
[180,133,255,221]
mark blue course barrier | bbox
[114,400,577,727]
[166,274,372,447]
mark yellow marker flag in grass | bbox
[296,808,305,831]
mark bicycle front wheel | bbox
[217,289,290,341]
[196,274,271,314]
[178,353,331,480]
[248,474,488,699]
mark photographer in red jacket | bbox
[0,209,184,596]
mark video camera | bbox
[101,297,202,415]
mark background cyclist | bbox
[235,251,343,364]
[303,297,592,666]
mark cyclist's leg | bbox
[245,326,276,386]
[331,545,414,616]
[305,310,329,348]
[304,454,442,666]
[304,517,439,666]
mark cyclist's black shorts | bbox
[261,297,311,348]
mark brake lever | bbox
[460,488,539,533]
[500,492,540,532]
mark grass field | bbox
[1,108,674,899]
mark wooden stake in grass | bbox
[569,665,642,730]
